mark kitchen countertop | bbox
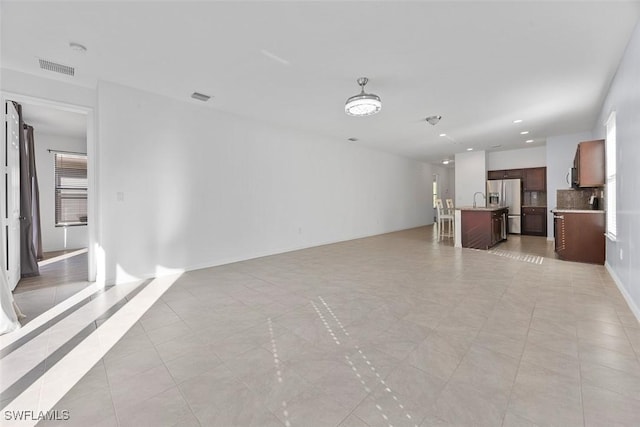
[553,208,605,214]
[456,206,508,212]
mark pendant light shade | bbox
[345,77,381,116]
[425,115,442,125]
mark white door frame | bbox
[2,101,21,289]
[0,91,99,283]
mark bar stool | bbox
[446,198,454,215]
[435,199,454,241]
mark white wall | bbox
[33,132,88,252]
[592,22,640,320]
[545,131,593,239]
[437,166,455,201]
[487,146,546,170]
[97,81,433,284]
[1,68,95,108]
[454,150,486,207]
[433,164,454,198]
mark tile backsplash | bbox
[523,191,547,207]
[557,188,603,209]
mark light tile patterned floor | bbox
[13,251,90,324]
[5,226,640,426]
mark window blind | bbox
[54,153,87,226]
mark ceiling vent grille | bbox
[39,59,75,76]
[191,92,211,102]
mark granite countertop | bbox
[552,208,605,214]
[456,206,508,212]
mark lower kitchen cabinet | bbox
[461,208,508,250]
[522,207,547,236]
[553,210,605,264]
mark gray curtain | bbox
[25,125,43,261]
[13,102,41,277]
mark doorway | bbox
[1,94,96,323]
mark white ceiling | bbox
[2,1,639,163]
[20,103,87,140]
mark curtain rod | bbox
[47,149,87,156]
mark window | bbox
[54,152,87,226]
[433,174,439,208]
[605,112,616,239]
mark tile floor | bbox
[3,226,640,426]
[13,250,90,324]
[17,249,89,291]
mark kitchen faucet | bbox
[473,192,486,208]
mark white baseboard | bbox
[605,262,640,324]
[104,223,432,285]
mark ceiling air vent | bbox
[191,92,211,102]
[38,59,75,76]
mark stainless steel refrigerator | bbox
[487,179,522,234]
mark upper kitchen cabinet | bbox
[523,167,546,191]
[573,139,605,187]
[488,169,523,180]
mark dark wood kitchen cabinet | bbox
[522,207,547,236]
[553,210,605,264]
[461,207,508,250]
[491,211,505,245]
[523,167,546,191]
[488,169,523,180]
[487,170,503,180]
[573,139,605,187]
[489,167,546,191]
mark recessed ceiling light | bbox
[513,119,523,124]
[466,148,473,151]
[520,131,529,135]
[442,160,450,165]
[69,42,87,53]
[439,133,447,137]
[525,139,534,143]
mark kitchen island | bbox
[454,206,508,249]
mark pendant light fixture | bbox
[345,77,381,117]
[425,115,442,125]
